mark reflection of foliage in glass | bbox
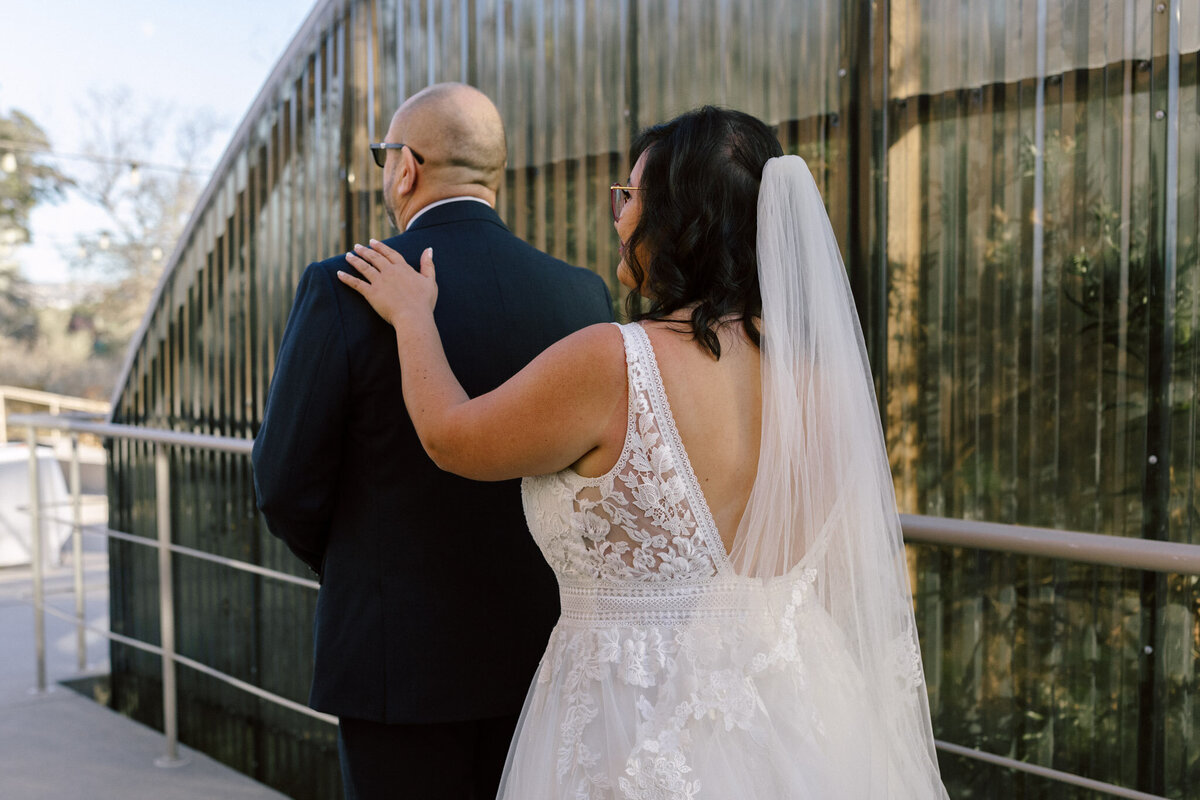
[1061,202,1149,364]
[893,108,1199,795]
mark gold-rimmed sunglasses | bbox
[369,142,425,168]
[610,184,641,222]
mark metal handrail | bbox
[900,513,1200,575]
[29,509,320,591]
[11,412,333,773]
[0,386,109,443]
[12,413,252,454]
[0,385,110,410]
[10,413,1193,797]
[72,523,319,590]
[15,591,332,725]
[15,414,1200,576]
[933,740,1166,800]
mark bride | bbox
[338,106,949,798]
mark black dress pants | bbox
[337,713,520,800]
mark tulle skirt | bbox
[497,584,900,799]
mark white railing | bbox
[11,413,330,771]
[1,386,110,443]
[11,412,1197,797]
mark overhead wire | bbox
[0,137,211,176]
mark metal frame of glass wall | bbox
[106,2,1199,797]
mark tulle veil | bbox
[725,155,948,796]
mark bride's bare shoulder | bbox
[561,321,623,350]
[535,321,626,379]
[564,321,625,348]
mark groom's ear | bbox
[397,149,419,196]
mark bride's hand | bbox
[337,240,437,328]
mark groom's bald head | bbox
[389,83,507,193]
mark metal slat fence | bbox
[11,411,1200,799]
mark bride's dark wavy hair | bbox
[624,106,783,358]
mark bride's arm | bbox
[337,240,625,482]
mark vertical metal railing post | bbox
[26,425,47,694]
[70,433,86,671]
[153,444,186,767]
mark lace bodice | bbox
[511,323,933,800]
[522,322,732,594]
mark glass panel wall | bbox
[887,1,1198,796]
[107,1,1198,797]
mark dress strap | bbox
[616,322,655,408]
[615,320,647,362]
[618,322,732,575]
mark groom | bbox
[252,83,613,799]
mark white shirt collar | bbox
[405,196,493,230]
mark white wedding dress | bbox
[503,323,932,799]
[500,157,948,799]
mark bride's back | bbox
[569,319,761,556]
[640,320,761,552]
[583,106,781,551]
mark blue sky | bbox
[1,0,317,283]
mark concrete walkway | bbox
[0,552,291,800]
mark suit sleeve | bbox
[252,264,349,575]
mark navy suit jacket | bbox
[252,200,614,723]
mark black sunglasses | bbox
[369,142,425,168]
